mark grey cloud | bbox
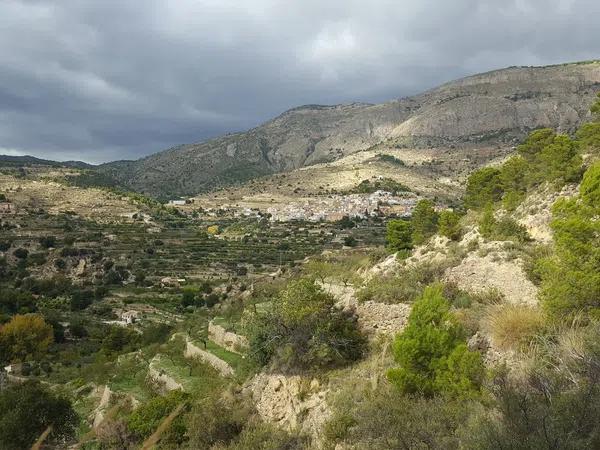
[1,0,599,163]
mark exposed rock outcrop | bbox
[444,250,538,306]
[244,373,330,438]
[91,385,113,429]
[324,282,411,337]
[355,301,411,336]
[514,183,579,242]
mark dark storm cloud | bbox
[1,0,599,163]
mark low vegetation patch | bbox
[352,177,411,195]
[357,261,447,304]
[484,304,545,351]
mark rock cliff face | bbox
[101,62,600,198]
[391,64,600,140]
[244,373,331,438]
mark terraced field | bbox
[3,210,387,282]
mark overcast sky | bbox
[1,0,599,163]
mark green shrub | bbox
[466,127,585,215]
[442,283,474,309]
[12,248,28,259]
[343,235,357,247]
[70,289,94,311]
[478,205,530,243]
[576,122,600,154]
[27,252,47,266]
[478,204,496,237]
[376,153,406,166]
[353,178,411,195]
[590,91,600,119]
[522,244,553,285]
[387,284,483,398]
[493,217,530,242]
[245,278,365,371]
[357,262,446,304]
[501,189,525,211]
[141,323,173,345]
[324,383,473,450]
[514,129,582,187]
[463,323,600,449]
[0,314,54,362]
[101,326,139,354]
[536,134,582,186]
[0,381,78,449]
[226,423,307,450]
[127,390,188,442]
[580,160,600,205]
[499,155,529,194]
[38,236,56,249]
[517,128,556,162]
[186,394,252,449]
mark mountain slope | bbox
[101,61,600,198]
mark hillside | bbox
[98,61,600,198]
[1,91,600,449]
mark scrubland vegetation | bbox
[0,93,599,449]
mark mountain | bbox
[52,62,600,198]
[0,154,92,169]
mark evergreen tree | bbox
[411,199,439,245]
[386,219,413,253]
[388,284,483,397]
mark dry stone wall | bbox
[184,338,234,377]
[208,322,248,354]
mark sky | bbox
[1,0,599,164]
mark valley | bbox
[1,65,600,450]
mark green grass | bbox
[109,365,152,402]
[204,339,245,369]
[152,353,223,394]
[212,316,229,327]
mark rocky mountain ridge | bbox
[4,61,600,199]
[99,61,600,198]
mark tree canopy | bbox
[0,381,77,450]
[386,219,413,253]
[411,199,439,245]
[541,162,600,319]
[0,314,53,363]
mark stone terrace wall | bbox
[208,321,248,354]
[184,338,234,377]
